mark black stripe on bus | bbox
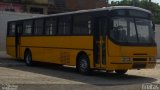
[111,63,132,64]
[7,45,93,51]
[20,46,93,51]
[7,45,15,47]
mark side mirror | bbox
[153,23,155,31]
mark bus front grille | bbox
[132,63,146,69]
[133,58,147,61]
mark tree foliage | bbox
[110,0,160,24]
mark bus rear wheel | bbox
[115,70,128,75]
[24,51,33,66]
[77,54,91,75]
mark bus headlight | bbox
[121,57,131,62]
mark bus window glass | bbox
[34,19,44,35]
[135,18,153,44]
[73,14,91,35]
[110,17,128,42]
[8,23,15,36]
[58,16,71,35]
[23,20,33,35]
[45,18,57,35]
[128,18,138,43]
[110,17,154,44]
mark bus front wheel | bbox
[115,70,128,75]
[24,51,33,66]
[77,54,91,75]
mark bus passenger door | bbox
[15,23,22,58]
[94,18,107,69]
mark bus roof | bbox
[9,6,152,22]
[49,6,151,16]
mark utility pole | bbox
[133,0,135,6]
[149,0,151,11]
[106,0,109,6]
[106,0,109,3]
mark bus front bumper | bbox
[108,57,157,70]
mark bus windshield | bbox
[110,17,155,45]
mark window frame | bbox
[108,9,155,46]
[33,18,44,36]
[7,22,16,37]
[134,18,154,44]
[57,15,72,36]
[109,16,156,46]
[44,17,58,36]
[72,13,92,36]
[22,20,33,36]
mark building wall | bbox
[0,11,42,51]
[0,0,108,14]
[26,4,48,14]
[0,1,49,14]
[0,2,24,12]
[66,0,107,11]
[31,0,48,5]
[155,24,160,58]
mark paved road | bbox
[0,51,160,90]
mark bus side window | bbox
[45,18,57,35]
[58,16,71,35]
[34,19,44,35]
[73,14,91,35]
[8,23,16,36]
[23,20,33,36]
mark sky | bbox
[109,0,160,5]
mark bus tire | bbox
[24,50,33,66]
[77,54,91,75]
[115,70,128,75]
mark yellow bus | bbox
[6,6,157,75]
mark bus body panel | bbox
[19,47,94,67]
[107,39,156,70]
[121,46,157,57]
[20,36,93,50]
[107,39,157,57]
[17,36,94,68]
[107,38,121,57]
[6,37,16,57]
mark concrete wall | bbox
[155,24,160,58]
[0,11,42,51]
